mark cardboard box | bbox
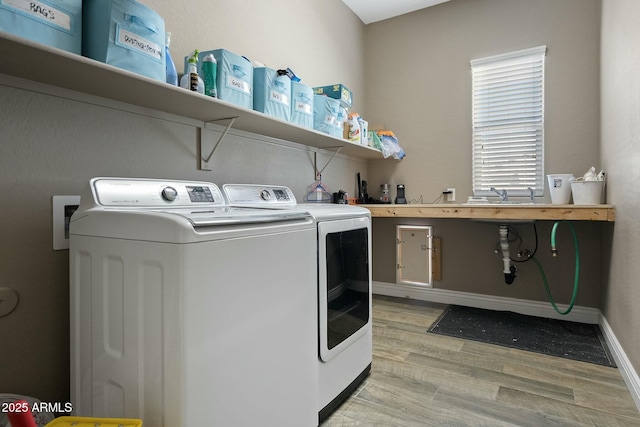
[313,84,352,108]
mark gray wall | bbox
[0,0,366,403]
[364,0,601,204]
[372,218,604,308]
[363,0,604,306]
[4,0,638,409]
[601,0,640,382]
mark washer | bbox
[222,184,373,422]
[69,178,318,427]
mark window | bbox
[471,46,546,197]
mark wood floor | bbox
[321,295,640,426]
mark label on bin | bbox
[295,101,312,115]
[1,0,71,31]
[116,27,162,62]
[226,75,251,95]
[323,115,337,126]
[270,90,289,106]
[553,179,563,188]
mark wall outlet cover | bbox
[53,195,80,250]
[446,187,456,202]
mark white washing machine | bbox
[222,184,372,422]
[69,178,318,427]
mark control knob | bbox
[260,189,271,201]
[161,186,178,201]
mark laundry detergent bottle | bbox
[180,50,204,94]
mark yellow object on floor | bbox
[45,417,142,427]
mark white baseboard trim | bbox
[372,281,640,412]
[373,281,599,323]
[599,315,640,411]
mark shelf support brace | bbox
[314,146,344,180]
[197,117,238,171]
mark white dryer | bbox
[222,184,373,422]
[69,178,318,427]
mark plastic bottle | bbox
[357,117,368,146]
[347,113,361,144]
[201,53,217,97]
[165,32,178,85]
[180,50,204,94]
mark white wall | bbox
[0,0,365,402]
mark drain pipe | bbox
[499,225,517,284]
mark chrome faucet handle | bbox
[527,187,535,204]
[490,187,508,202]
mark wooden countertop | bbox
[361,204,615,222]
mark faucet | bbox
[527,187,535,204]
[490,187,508,202]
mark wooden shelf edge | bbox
[362,204,616,222]
[0,31,384,160]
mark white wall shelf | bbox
[0,31,383,160]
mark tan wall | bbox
[373,218,604,308]
[155,0,366,108]
[5,0,636,409]
[364,0,601,203]
[364,0,603,305]
[601,0,640,379]
[0,0,365,403]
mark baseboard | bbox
[599,315,640,411]
[373,281,600,323]
[372,281,640,412]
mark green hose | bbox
[532,220,580,315]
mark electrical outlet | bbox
[53,195,80,250]
[446,187,456,202]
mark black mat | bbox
[428,305,616,367]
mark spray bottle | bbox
[165,32,178,85]
[180,50,204,94]
[201,52,217,98]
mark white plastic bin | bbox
[571,180,605,205]
[547,174,574,204]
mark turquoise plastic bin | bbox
[291,81,314,129]
[0,0,82,54]
[83,0,165,82]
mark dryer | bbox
[69,178,318,427]
[222,184,372,422]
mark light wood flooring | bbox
[321,295,640,426]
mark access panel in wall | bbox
[396,225,433,287]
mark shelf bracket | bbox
[314,146,344,180]
[197,117,238,171]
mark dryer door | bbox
[318,217,371,362]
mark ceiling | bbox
[341,0,450,24]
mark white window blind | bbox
[471,46,546,197]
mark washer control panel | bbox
[91,178,225,207]
[223,184,296,207]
